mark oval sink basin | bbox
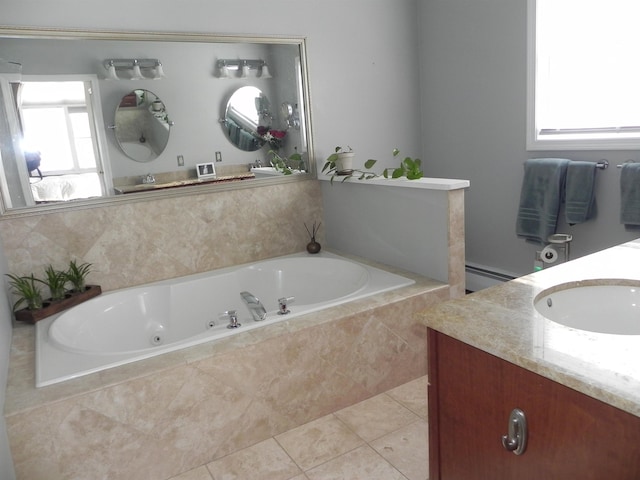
[534,280,640,335]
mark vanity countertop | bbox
[114,173,255,194]
[416,238,640,417]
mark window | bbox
[527,0,640,150]
[20,80,99,174]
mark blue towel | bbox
[565,161,597,225]
[516,158,570,244]
[620,163,640,226]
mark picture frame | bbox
[196,162,216,179]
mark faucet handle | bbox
[221,310,241,329]
[142,173,156,184]
[277,296,295,315]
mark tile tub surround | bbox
[5,261,448,480]
[169,376,428,480]
[0,180,324,292]
[416,238,640,418]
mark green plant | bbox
[322,147,423,183]
[381,149,423,180]
[323,146,374,182]
[66,260,93,292]
[42,265,68,301]
[268,150,304,175]
[325,145,353,160]
[6,273,43,311]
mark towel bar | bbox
[617,160,637,168]
[596,160,608,169]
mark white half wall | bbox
[321,177,468,297]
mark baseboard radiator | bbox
[465,264,517,292]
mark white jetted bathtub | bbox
[36,251,414,386]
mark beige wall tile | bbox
[0,181,324,291]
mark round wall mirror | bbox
[114,89,171,162]
[222,86,269,152]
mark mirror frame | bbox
[0,26,316,218]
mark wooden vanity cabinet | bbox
[427,329,640,480]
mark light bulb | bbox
[261,64,272,79]
[218,63,230,78]
[153,62,166,79]
[130,60,144,80]
[105,61,119,80]
[241,62,251,78]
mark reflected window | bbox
[20,81,98,174]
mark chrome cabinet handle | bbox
[501,408,528,455]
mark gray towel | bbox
[620,163,640,226]
[565,161,597,225]
[516,158,570,244]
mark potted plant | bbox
[323,148,423,182]
[42,265,68,301]
[268,150,305,175]
[6,273,43,311]
[325,146,356,174]
[66,260,93,293]
[7,261,101,324]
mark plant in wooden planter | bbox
[43,265,68,301]
[6,273,44,311]
[9,261,101,324]
[66,260,93,293]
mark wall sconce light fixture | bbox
[215,59,273,79]
[103,59,166,80]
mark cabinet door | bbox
[503,354,640,479]
[428,330,640,480]
[428,329,511,479]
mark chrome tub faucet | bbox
[240,291,267,321]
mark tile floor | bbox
[168,376,429,480]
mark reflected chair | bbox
[25,151,42,180]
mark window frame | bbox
[526,0,640,151]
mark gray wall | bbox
[418,0,639,276]
[0,1,422,478]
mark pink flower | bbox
[270,130,286,139]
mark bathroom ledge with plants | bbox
[319,147,469,191]
[6,260,99,324]
[319,175,470,191]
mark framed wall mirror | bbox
[0,27,314,217]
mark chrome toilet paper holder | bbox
[536,233,572,269]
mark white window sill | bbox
[319,174,470,191]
